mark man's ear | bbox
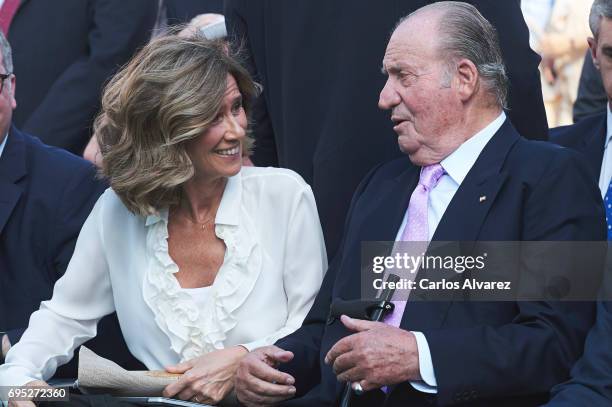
[454,58,479,102]
[588,37,600,70]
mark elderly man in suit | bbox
[225,0,549,262]
[545,1,612,405]
[233,2,605,406]
[0,29,140,376]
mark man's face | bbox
[378,17,462,166]
[590,17,612,109]
[0,52,15,142]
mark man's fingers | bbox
[244,372,296,397]
[340,315,379,332]
[263,348,294,365]
[336,365,364,384]
[238,386,294,406]
[324,335,354,366]
[250,357,295,385]
[331,351,357,376]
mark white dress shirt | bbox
[0,134,7,158]
[396,112,506,393]
[0,166,328,386]
[598,104,612,198]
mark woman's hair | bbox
[96,33,257,216]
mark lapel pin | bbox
[479,195,487,203]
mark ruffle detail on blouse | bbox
[142,208,263,362]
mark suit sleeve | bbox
[421,149,605,405]
[275,164,383,396]
[225,0,279,167]
[4,163,105,346]
[23,0,157,154]
[0,193,115,386]
[469,0,548,140]
[544,300,612,407]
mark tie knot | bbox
[419,164,445,190]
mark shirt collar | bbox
[605,103,612,148]
[0,133,8,159]
[145,171,242,227]
[440,111,506,186]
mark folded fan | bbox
[78,346,181,396]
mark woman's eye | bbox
[231,101,243,114]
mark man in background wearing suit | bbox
[0,31,140,375]
[4,0,157,155]
[546,0,612,405]
[225,0,549,261]
[234,3,604,406]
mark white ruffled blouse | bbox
[0,167,327,386]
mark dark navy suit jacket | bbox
[276,120,605,407]
[0,126,144,376]
[8,0,157,154]
[545,113,612,406]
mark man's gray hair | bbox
[0,30,12,74]
[590,0,612,38]
[404,1,508,108]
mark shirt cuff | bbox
[409,331,438,394]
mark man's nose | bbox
[378,78,401,110]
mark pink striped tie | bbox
[383,163,445,327]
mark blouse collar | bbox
[144,171,242,227]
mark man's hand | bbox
[162,346,248,405]
[324,315,420,391]
[234,345,296,407]
[83,134,102,168]
[8,380,50,407]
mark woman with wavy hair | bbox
[0,34,326,405]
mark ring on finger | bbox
[352,382,364,395]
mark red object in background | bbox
[0,0,19,36]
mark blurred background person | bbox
[0,34,326,406]
[3,0,157,155]
[522,0,593,126]
[573,50,608,122]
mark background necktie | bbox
[0,0,19,36]
[605,178,612,240]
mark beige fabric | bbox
[77,346,180,396]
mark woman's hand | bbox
[162,346,248,405]
[7,380,50,407]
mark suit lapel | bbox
[580,115,606,181]
[0,126,27,234]
[432,120,518,242]
[337,161,419,300]
[400,120,519,331]
[354,159,420,243]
